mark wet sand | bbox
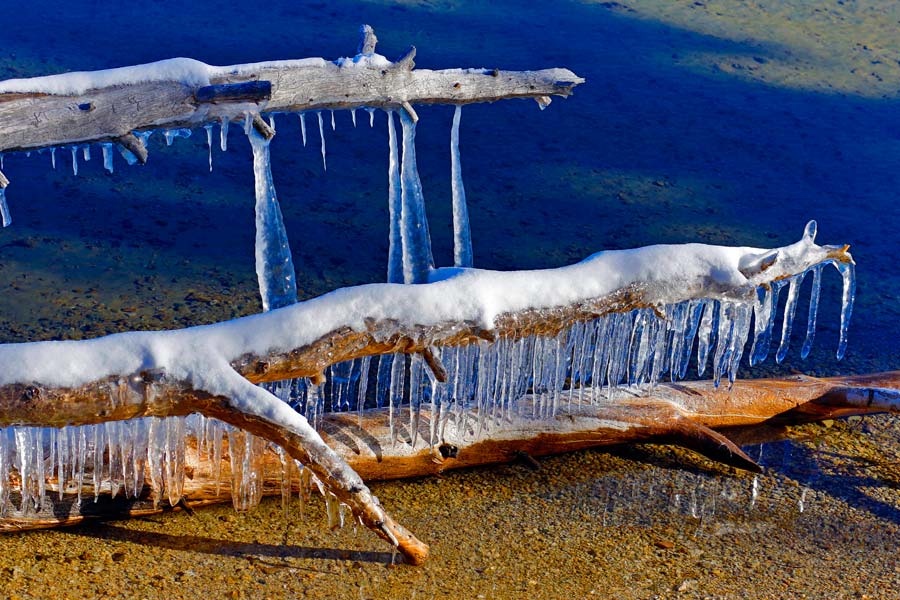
[1,0,900,598]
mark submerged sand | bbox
[1,0,899,598]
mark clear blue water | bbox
[0,0,896,379]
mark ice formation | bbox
[450,105,473,268]
[0,71,855,525]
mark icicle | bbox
[367,107,375,127]
[220,117,230,151]
[70,146,78,176]
[295,113,306,147]
[0,188,11,228]
[386,111,403,283]
[351,108,357,127]
[450,105,474,268]
[398,109,435,283]
[163,128,192,146]
[247,125,298,311]
[0,430,9,513]
[147,418,165,507]
[836,261,856,360]
[51,147,56,169]
[776,275,803,364]
[801,265,823,359]
[82,145,91,161]
[204,124,214,172]
[164,417,186,506]
[330,110,336,131]
[243,112,253,136]
[118,144,139,166]
[696,301,715,377]
[316,112,327,171]
[269,114,276,131]
[101,143,114,173]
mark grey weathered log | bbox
[0,27,583,155]
[115,132,148,165]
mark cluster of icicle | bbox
[0,414,348,528]
[0,107,854,524]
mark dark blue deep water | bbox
[0,0,897,379]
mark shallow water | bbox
[0,1,898,598]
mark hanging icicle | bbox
[398,109,435,284]
[246,122,298,311]
[316,111,327,171]
[386,111,403,283]
[450,105,474,268]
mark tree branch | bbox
[0,26,583,154]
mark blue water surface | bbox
[0,0,896,377]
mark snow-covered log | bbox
[0,25,583,155]
[0,223,853,561]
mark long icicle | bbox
[398,109,435,284]
[246,123,298,311]
[450,105,474,268]
[387,111,404,283]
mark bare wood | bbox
[115,133,148,165]
[0,169,8,188]
[3,371,896,533]
[251,114,275,140]
[0,27,583,155]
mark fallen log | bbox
[2,371,896,532]
[0,222,853,563]
[0,25,583,155]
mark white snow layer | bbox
[0,228,837,397]
[0,53,395,96]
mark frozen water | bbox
[299,113,307,147]
[246,123,297,312]
[101,143,114,173]
[204,124,214,171]
[220,117,230,152]
[386,111,403,283]
[450,105,474,268]
[317,111,327,171]
[0,188,10,227]
[398,109,435,283]
[163,128,192,146]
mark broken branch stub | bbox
[0,25,583,155]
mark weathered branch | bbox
[3,372,897,532]
[0,169,8,188]
[0,26,583,154]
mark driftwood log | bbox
[0,227,854,563]
[0,24,582,166]
[1,371,897,532]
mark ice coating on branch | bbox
[247,125,298,312]
[398,109,435,283]
[164,128,192,146]
[450,105,474,268]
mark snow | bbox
[0,224,846,396]
[0,54,393,96]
